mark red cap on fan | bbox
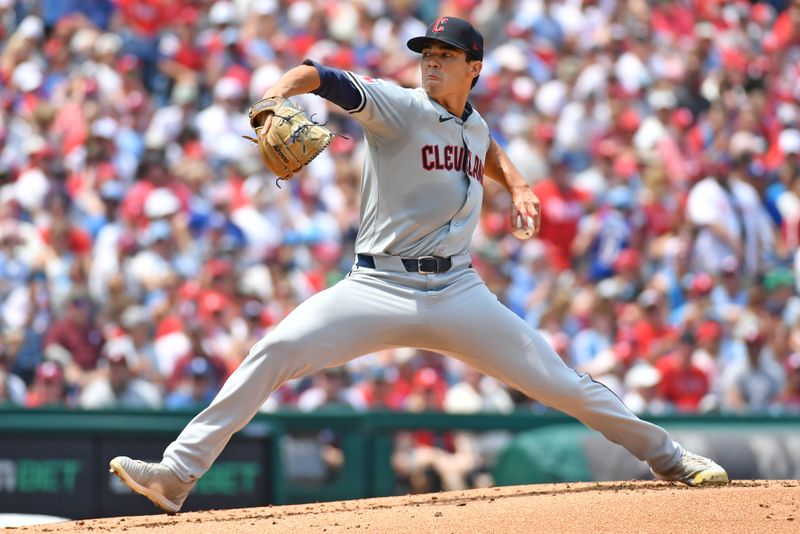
[691,272,714,295]
[35,361,64,383]
[200,291,229,316]
[614,249,641,271]
[696,321,722,342]
[619,108,641,132]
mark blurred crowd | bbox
[1,0,800,439]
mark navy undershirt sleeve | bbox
[302,59,363,111]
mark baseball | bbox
[511,206,535,239]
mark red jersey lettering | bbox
[419,144,483,183]
[433,146,444,170]
[421,145,435,170]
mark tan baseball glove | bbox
[244,96,333,180]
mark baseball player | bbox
[110,17,728,513]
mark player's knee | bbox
[526,377,586,408]
[247,335,304,372]
[554,382,586,405]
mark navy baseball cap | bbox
[407,16,484,61]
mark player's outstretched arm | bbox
[484,138,541,235]
[246,66,331,180]
[261,65,321,100]
[249,64,320,146]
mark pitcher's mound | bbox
[17,480,800,534]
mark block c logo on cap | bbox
[432,17,448,32]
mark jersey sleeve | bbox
[302,59,362,111]
[343,72,423,142]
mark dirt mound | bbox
[10,481,799,534]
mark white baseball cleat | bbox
[109,456,195,514]
[651,450,729,487]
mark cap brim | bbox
[407,36,475,57]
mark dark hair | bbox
[136,148,167,179]
[679,329,696,346]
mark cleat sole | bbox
[109,458,181,514]
[688,471,729,487]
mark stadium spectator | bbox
[391,366,458,494]
[0,350,26,405]
[442,364,515,488]
[633,288,678,363]
[671,271,716,327]
[532,150,591,272]
[443,366,514,415]
[569,297,615,368]
[721,318,786,413]
[685,151,774,277]
[783,353,800,410]
[622,362,667,415]
[166,321,228,393]
[709,256,748,326]
[165,356,217,411]
[79,342,162,409]
[763,267,800,327]
[691,320,725,397]
[576,337,637,398]
[119,305,161,385]
[357,367,394,410]
[2,270,49,384]
[296,366,367,412]
[655,330,711,413]
[25,361,69,408]
[572,185,635,282]
[0,0,798,427]
[609,248,645,303]
[43,291,103,375]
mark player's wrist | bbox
[509,182,530,191]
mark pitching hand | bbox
[510,185,541,238]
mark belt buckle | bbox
[417,256,439,274]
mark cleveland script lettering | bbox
[420,144,484,183]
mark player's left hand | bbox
[511,185,541,235]
[243,96,334,181]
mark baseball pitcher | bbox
[110,16,728,514]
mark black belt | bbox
[357,254,452,274]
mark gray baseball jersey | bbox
[344,73,489,258]
[159,71,684,486]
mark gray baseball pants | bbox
[162,256,682,481]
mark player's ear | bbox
[469,60,482,79]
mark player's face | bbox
[420,43,480,97]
